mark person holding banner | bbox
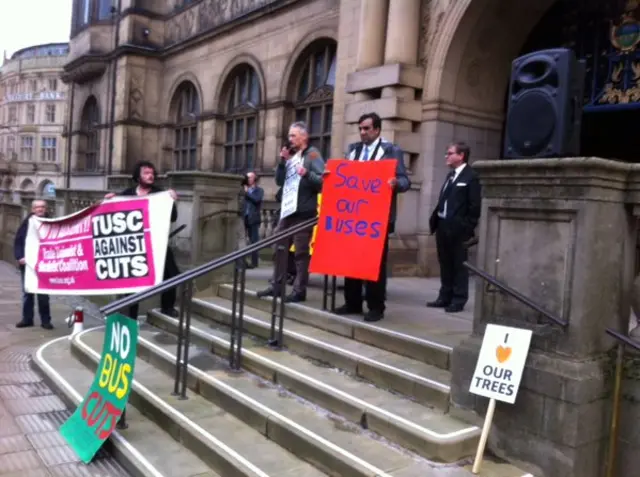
[333,113,411,322]
[257,121,325,303]
[104,160,180,319]
[427,142,481,313]
[14,199,53,329]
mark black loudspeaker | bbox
[503,48,586,159]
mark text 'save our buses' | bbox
[92,210,150,280]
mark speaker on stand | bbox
[503,48,586,159]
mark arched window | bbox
[223,66,261,173]
[81,96,100,171]
[294,41,337,159]
[171,81,200,171]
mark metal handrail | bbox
[100,216,318,315]
[463,261,569,328]
[606,327,640,351]
[605,327,640,477]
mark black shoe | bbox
[41,323,54,330]
[284,292,306,303]
[426,299,450,308]
[245,263,257,270]
[364,309,384,322]
[257,288,275,298]
[161,308,178,318]
[445,304,464,313]
[16,321,34,328]
[333,305,363,315]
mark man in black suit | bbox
[427,142,481,313]
[333,112,411,322]
[242,171,263,268]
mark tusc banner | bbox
[310,159,396,281]
[60,313,138,463]
[23,191,174,295]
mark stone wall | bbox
[449,158,640,477]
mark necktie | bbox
[362,145,369,161]
[442,171,454,194]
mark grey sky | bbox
[0,0,72,59]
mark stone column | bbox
[383,0,420,65]
[450,158,636,477]
[355,0,388,70]
[354,0,389,101]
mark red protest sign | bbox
[310,159,397,281]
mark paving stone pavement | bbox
[0,261,131,476]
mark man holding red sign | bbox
[310,113,410,322]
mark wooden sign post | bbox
[468,324,533,474]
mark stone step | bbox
[217,280,454,370]
[32,334,223,477]
[72,327,327,477]
[78,323,460,477]
[137,311,530,477]
[146,308,481,463]
[191,295,452,410]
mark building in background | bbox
[61,0,640,275]
[0,43,69,198]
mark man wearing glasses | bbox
[426,142,481,313]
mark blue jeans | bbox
[20,266,51,325]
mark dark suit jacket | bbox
[243,185,264,226]
[120,185,178,223]
[346,140,411,225]
[429,164,481,240]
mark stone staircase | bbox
[34,270,533,477]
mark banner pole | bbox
[472,397,497,474]
[605,342,625,477]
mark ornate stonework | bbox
[129,75,144,120]
[165,0,278,46]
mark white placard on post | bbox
[280,153,303,220]
[468,324,533,474]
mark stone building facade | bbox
[62,0,636,275]
[0,43,69,198]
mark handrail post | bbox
[268,245,286,346]
[117,408,128,430]
[330,276,337,312]
[228,259,240,368]
[232,260,247,371]
[179,280,194,398]
[322,275,329,311]
[172,283,187,397]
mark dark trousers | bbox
[244,219,260,267]
[126,247,180,320]
[343,234,390,313]
[20,266,51,325]
[435,225,469,306]
[271,215,313,295]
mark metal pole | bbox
[179,281,194,399]
[117,408,128,429]
[106,0,122,177]
[234,262,247,371]
[172,284,186,396]
[228,261,239,367]
[269,245,284,343]
[330,276,337,312]
[322,275,328,310]
[276,249,287,350]
[64,83,75,189]
[605,342,625,477]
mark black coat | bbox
[429,165,481,240]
